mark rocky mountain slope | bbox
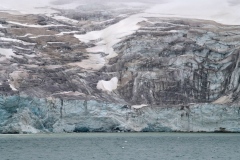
[0,2,240,133]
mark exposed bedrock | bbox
[107,18,240,106]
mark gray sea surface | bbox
[0,133,240,160]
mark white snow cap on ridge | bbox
[0,0,84,14]
[0,0,239,25]
[146,0,240,25]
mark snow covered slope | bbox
[74,0,240,68]
[146,0,240,25]
[1,0,239,25]
[0,0,84,14]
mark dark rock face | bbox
[0,5,240,133]
[111,19,240,106]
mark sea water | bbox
[0,133,239,160]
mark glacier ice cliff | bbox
[1,96,240,133]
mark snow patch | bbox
[68,54,105,70]
[0,24,6,28]
[47,42,65,44]
[13,46,31,51]
[29,35,53,39]
[0,37,36,45]
[97,77,118,92]
[74,0,240,68]
[17,33,33,38]
[20,123,39,134]
[9,84,18,91]
[213,95,233,104]
[7,79,18,91]
[74,31,102,43]
[74,14,146,60]
[8,21,66,28]
[56,31,79,36]
[131,104,148,109]
[52,16,79,24]
[0,48,16,58]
